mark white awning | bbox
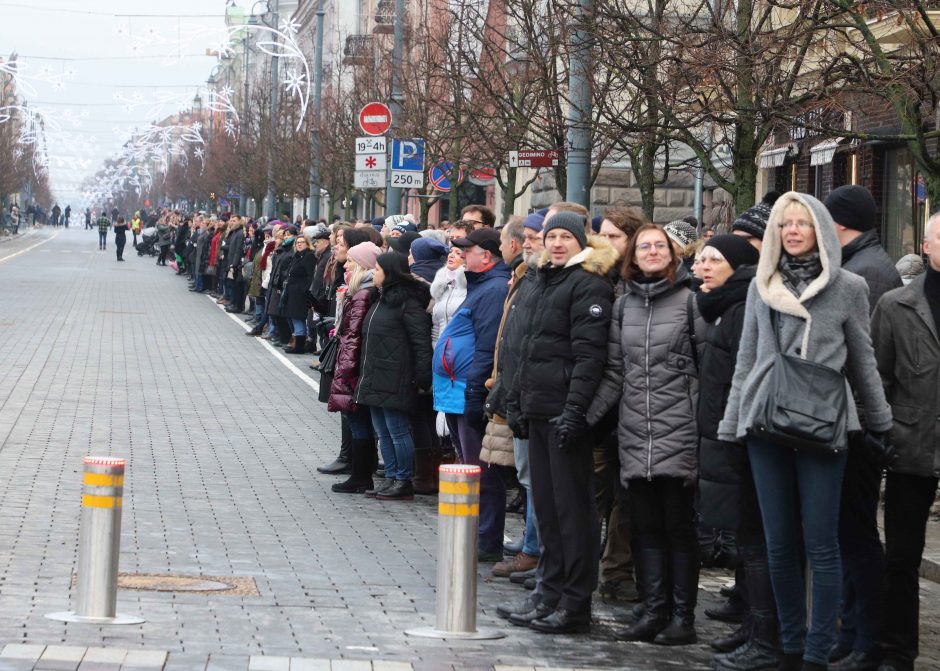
[757,146,793,169]
[810,138,844,166]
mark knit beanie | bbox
[896,253,925,283]
[393,222,418,234]
[824,185,876,232]
[410,237,448,262]
[702,234,760,270]
[543,211,588,249]
[664,220,698,247]
[347,241,382,270]
[370,216,386,232]
[732,191,780,240]
[523,212,545,232]
[388,231,421,255]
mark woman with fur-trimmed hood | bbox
[718,192,891,671]
[499,212,616,635]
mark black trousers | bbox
[158,246,169,264]
[881,471,939,670]
[528,418,599,612]
[630,476,698,553]
[115,234,126,260]
[837,441,885,654]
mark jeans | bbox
[369,406,414,480]
[513,437,540,557]
[291,318,308,337]
[881,471,939,670]
[98,231,107,249]
[451,412,506,556]
[115,234,126,260]
[747,436,847,665]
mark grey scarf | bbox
[778,252,822,298]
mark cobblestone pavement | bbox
[0,229,937,670]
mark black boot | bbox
[712,623,750,653]
[614,547,668,642]
[317,416,352,474]
[412,447,441,495]
[284,336,306,354]
[332,438,375,494]
[654,551,698,646]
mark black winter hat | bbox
[703,234,760,270]
[543,211,588,250]
[824,185,876,232]
[731,191,781,240]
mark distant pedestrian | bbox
[52,203,61,227]
[84,208,91,230]
[114,216,128,261]
[64,205,71,228]
[97,213,111,250]
[130,211,142,247]
[156,220,172,266]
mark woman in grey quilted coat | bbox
[588,223,706,647]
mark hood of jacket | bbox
[430,266,467,301]
[536,234,619,277]
[380,278,431,309]
[756,191,841,320]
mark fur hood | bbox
[537,234,619,277]
[756,191,843,356]
[430,265,467,301]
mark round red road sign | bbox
[469,168,495,186]
[359,102,392,136]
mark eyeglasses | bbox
[777,220,813,230]
[636,242,669,252]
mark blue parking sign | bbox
[391,139,425,172]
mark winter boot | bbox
[614,546,668,642]
[412,447,442,495]
[246,324,264,337]
[332,438,375,494]
[317,416,352,474]
[654,551,699,646]
[284,335,306,354]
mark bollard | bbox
[406,464,503,639]
[47,457,144,624]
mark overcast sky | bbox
[0,0,232,206]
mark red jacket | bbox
[328,286,376,413]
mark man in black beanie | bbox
[824,183,902,671]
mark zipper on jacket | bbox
[644,290,654,481]
[353,302,380,404]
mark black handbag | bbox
[748,311,848,455]
[316,336,339,375]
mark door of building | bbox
[883,147,916,260]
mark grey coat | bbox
[871,273,940,477]
[718,192,892,444]
[588,265,706,484]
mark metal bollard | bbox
[47,457,144,624]
[406,464,503,639]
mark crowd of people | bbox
[144,192,936,671]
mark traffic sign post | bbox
[359,102,392,136]
[429,162,464,192]
[392,139,425,172]
[508,150,562,169]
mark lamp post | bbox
[565,0,593,209]
[264,0,279,219]
[384,0,406,217]
[307,0,325,221]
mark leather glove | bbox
[506,403,528,440]
[551,403,588,452]
[863,429,898,469]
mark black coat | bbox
[309,248,332,314]
[513,241,617,420]
[353,280,432,412]
[695,265,754,531]
[841,229,902,314]
[282,248,318,319]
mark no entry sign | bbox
[359,102,392,136]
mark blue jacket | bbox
[432,260,511,414]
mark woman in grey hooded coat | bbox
[718,192,891,671]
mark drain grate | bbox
[115,573,259,595]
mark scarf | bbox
[778,252,822,299]
[259,240,276,270]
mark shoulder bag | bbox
[747,311,848,455]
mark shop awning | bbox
[810,138,844,166]
[757,145,796,169]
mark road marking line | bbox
[207,295,320,393]
[0,231,59,264]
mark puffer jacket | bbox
[430,266,468,346]
[841,228,902,314]
[328,277,377,413]
[696,265,754,530]
[718,191,892,443]
[353,279,432,412]
[514,236,617,420]
[282,248,317,319]
[588,264,706,484]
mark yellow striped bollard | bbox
[47,457,143,624]
[407,464,503,639]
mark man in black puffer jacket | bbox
[825,185,902,670]
[499,212,616,635]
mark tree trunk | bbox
[501,167,518,222]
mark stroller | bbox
[137,227,158,256]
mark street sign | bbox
[354,170,385,189]
[508,150,561,168]
[429,162,463,192]
[391,171,425,188]
[359,102,392,136]
[355,153,387,171]
[469,168,495,186]
[355,136,386,154]
[391,139,425,172]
